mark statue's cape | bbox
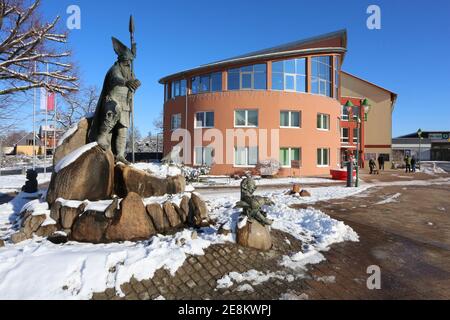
[87,70,110,143]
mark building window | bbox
[317,148,330,166]
[191,72,222,94]
[234,147,258,166]
[234,110,258,127]
[228,64,267,90]
[280,111,301,128]
[334,56,340,99]
[379,153,390,161]
[317,113,330,130]
[353,128,358,143]
[195,111,214,128]
[311,56,332,97]
[164,83,169,102]
[272,58,306,92]
[279,147,301,167]
[171,113,182,130]
[341,105,349,121]
[194,147,214,166]
[341,128,349,143]
[171,79,187,98]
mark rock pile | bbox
[10,116,210,244]
[286,184,311,197]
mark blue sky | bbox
[39,0,450,137]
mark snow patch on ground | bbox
[216,269,295,289]
[0,173,52,193]
[315,275,336,283]
[420,162,447,175]
[375,193,401,205]
[279,292,309,300]
[55,142,98,173]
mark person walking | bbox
[411,156,417,173]
[404,155,411,173]
[377,154,385,171]
[369,158,376,174]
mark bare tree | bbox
[0,0,78,96]
[0,0,78,131]
[153,110,163,133]
[55,86,98,129]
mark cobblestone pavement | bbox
[92,180,450,300]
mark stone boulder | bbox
[54,117,91,166]
[188,193,210,227]
[114,163,186,198]
[162,202,182,229]
[105,192,155,242]
[60,204,85,230]
[146,203,169,233]
[46,145,114,205]
[71,210,111,243]
[300,190,311,197]
[236,217,272,251]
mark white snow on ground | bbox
[0,173,52,193]
[216,269,295,289]
[0,191,233,299]
[236,284,254,292]
[315,275,336,283]
[55,142,98,173]
[279,292,309,300]
[375,193,401,205]
[420,162,447,175]
[192,176,340,188]
[57,123,78,147]
[131,162,182,178]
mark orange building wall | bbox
[164,90,341,176]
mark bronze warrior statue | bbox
[88,37,141,164]
[235,175,274,226]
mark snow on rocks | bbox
[57,123,79,147]
[131,162,182,179]
[55,142,98,173]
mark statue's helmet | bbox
[112,37,135,62]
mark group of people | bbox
[404,155,418,173]
[368,155,385,175]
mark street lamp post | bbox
[417,128,423,170]
[345,99,371,188]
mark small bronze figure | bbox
[235,175,274,226]
[88,37,141,164]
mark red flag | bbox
[47,92,55,111]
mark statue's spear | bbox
[129,15,136,163]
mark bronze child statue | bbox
[235,175,274,226]
[88,37,141,164]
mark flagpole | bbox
[44,63,48,176]
[33,61,36,171]
[53,94,57,155]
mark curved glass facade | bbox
[311,56,332,97]
[228,64,267,90]
[165,54,340,100]
[271,58,306,92]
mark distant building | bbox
[392,131,450,161]
[39,125,64,153]
[14,132,43,156]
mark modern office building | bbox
[160,30,397,176]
